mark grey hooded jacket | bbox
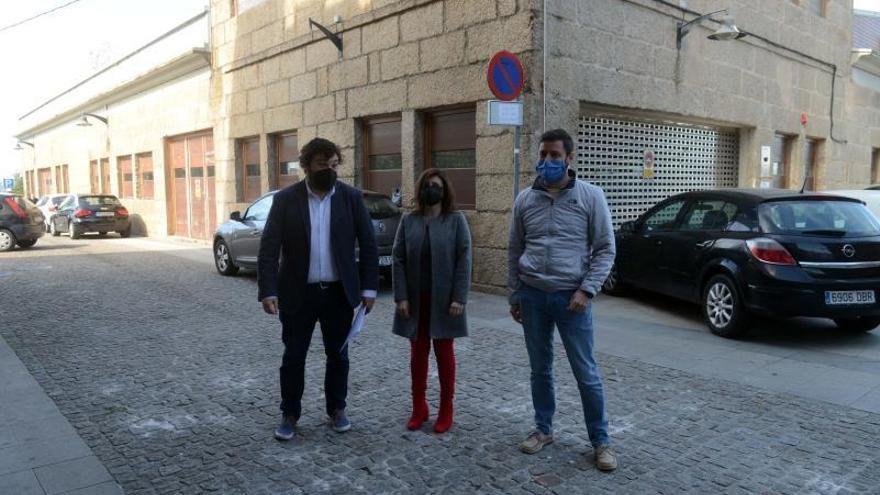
[507,174,616,304]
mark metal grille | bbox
[576,115,739,228]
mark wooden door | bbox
[166,131,216,239]
[38,168,52,196]
[100,158,110,193]
[169,137,189,237]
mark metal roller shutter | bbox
[576,115,739,229]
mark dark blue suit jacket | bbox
[257,180,379,313]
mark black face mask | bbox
[420,184,444,207]
[309,168,337,192]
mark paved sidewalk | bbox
[0,335,122,495]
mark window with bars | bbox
[576,115,739,229]
[239,137,262,202]
[118,155,134,198]
[425,107,476,210]
[136,153,154,199]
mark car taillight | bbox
[116,207,129,217]
[74,209,91,218]
[746,238,797,266]
[3,197,27,218]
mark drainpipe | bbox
[542,0,548,133]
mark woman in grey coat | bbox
[392,168,472,433]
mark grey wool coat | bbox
[392,211,472,339]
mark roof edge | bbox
[15,48,210,139]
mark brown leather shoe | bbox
[595,445,618,471]
[520,430,554,454]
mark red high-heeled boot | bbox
[433,339,455,433]
[407,332,431,430]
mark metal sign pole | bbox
[513,119,521,202]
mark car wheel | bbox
[214,240,239,276]
[0,229,17,252]
[602,263,627,296]
[17,239,37,249]
[119,227,131,238]
[50,220,60,237]
[69,223,81,240]
[702,274,749,338]
[834,317,880,332]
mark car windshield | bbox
[759,200,880,237]
[364,195,398,219]
[79,196,121,207]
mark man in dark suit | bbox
[258,137,379,441]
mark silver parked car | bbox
[212,189,401,276]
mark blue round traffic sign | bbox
[487,51,524,101]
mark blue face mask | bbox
[536,159,567,183]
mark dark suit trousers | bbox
[279,282,354,419]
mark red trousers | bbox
[409,292,455,432]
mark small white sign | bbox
[488,100,523,126]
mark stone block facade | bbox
[18,0,880,292]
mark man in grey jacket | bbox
[508,129,618,471]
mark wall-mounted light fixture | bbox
[677,9,746,49]
[13,140,34,151]
[76,112,109,127]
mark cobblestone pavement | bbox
[2,237,880,494]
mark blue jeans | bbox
[519,284,610,447]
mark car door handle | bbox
[250,230,261,236]
[695,240,714,249]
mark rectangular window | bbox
[425,107,477,209]
[363,116,402,198]
[118,155,133,198]
[239,137,261,202]
[275,132,300,190]
[136,153,154,199]
[90,160,99,193]
[871,148,879,185]
[803,138,823,191]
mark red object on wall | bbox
[801,113,808,126]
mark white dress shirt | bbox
[305,182,376,299]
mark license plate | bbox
[825,290,876,305]
[379,255,393,267]
[95,212,115,217]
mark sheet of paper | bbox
[341,304,368,352]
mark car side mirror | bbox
[230,211,242,222]
[619,221,636,234]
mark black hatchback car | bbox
[604,189,880,338]
[51,194,132,239]
[0,193,44,252]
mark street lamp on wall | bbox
[677,9,746,49]
[13,140,34,151]
[76,113,109,127]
